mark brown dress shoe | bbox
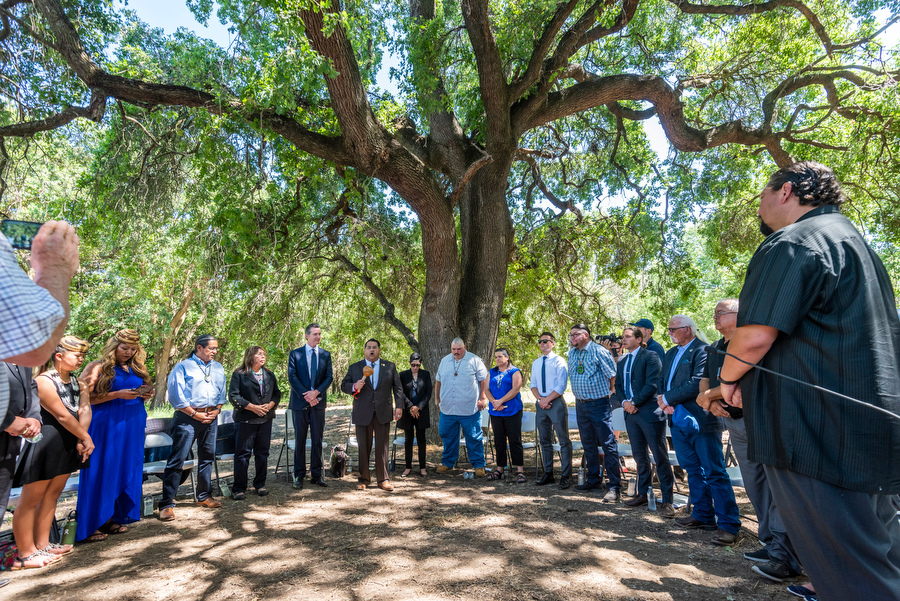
[197,498,222,508]
[356,483,367,490]
[159,506,175,521]
[657,503,676,518]
[711,529,738,546]
[623,494,648,507]
[378,481,394,491]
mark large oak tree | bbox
[2,0,899,389]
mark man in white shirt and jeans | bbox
[434,338,488,476]
[530,332,570,489]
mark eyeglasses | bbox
[410,363,421,368]
[538,339,552,344]
[713,311,737,317]
[667,326,689,333]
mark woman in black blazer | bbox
[228,346,281,499]
[398,353,431,477]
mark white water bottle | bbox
[647,487,657,511]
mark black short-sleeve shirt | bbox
[704,337,742,419]
[738,205,900,494]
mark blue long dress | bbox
[75,366,147,540]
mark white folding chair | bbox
[143,431,197,500]
[551,410,584,466]
[213,410,236,494]
[461,408,493,466]
[274,408,329,475]
[610,407,633,467]
[520,410,540,476]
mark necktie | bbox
[369,361,378,389]
[624,354,634,400]
[541,355,547,394]
[309,348,318,384]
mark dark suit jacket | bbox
[287,345,333,410]
[613,349,664,422]
[341,359,406,426]
[228,369,282,423]
[1,363,38,459]
[398,369,431,429]
[659,338,718,432]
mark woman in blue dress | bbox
[76,329,152,542]
[486,348,525,483]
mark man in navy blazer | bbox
[287,323,333,489]
[341,339,405,491]
[658,314,739,546]
[613,327,674,517]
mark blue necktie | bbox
[369,362,378,389]
[309,349,318,385]
[623,354,634,400]
[541,355,547,393]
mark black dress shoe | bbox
[536,473,555,485]
[558,477,570,490]
[573,481,604,492]
[311,476,328,487]
[623,494,648,507]
[292,476,304,490]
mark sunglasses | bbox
[538,339,553,344]
[410,363,421,367]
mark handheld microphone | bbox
[705,345,900,421]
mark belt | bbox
[193,406,219,413]
[576,396,610,403]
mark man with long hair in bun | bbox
[77,329,153,542]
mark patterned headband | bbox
[115,329,141,345]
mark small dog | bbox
[329,445,348,478]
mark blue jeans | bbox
[161,411,217,507]
[575,397,622,490]
[575,398,621,489]
[671,425,741,534]
[439,412,485,469]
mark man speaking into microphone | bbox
[720,162,900,601]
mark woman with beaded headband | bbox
[76,329,152,542]
[11,336,93,569]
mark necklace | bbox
[193,356,212,382]
[453,357,463,376]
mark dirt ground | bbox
[4,405,795,600]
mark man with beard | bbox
[720,162,900,600]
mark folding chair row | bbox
[273,408,329,476]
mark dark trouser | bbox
[403,424,428,470]
[575,397,621,489]
[356,416,391,485]
[293,403,326,480]
[0,433,17,524]
[233,420,273,493]
[161,411,217,508]
[624,415,674,503]
[490,412,524,467]
[536,400,572,478]
[671,425,740,534]
[725,417,801,571]
[765,465,900,601]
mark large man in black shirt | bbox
[721,162,900,601]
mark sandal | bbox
[400,469,412,478]
[516,471,527,484]
[256,487,269,497]
[84,531,109,543]
[99,520,128,535]
[486,469,504,481]
[419,469,427,477]
[11,552,46,570]
[42,543,73,556]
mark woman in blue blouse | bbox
[76,329,152,542]
[486,348,525,483]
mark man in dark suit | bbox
[613,327,674,517]
[658,314,739,546]
[341,339,406,491]
[0,363,40,524]
[287,323,333,489]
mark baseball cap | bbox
[629,318,654,330]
